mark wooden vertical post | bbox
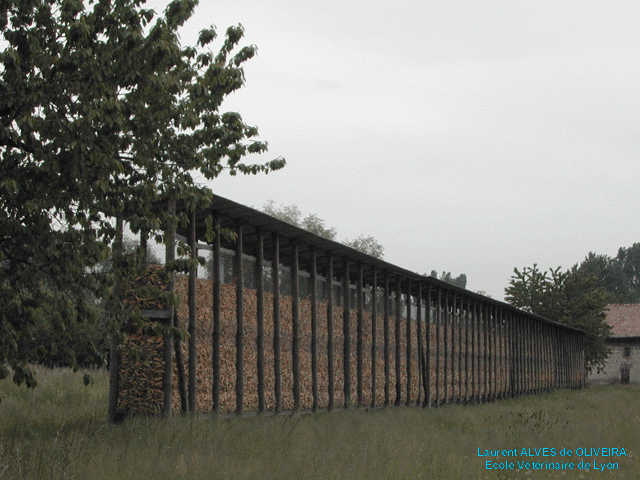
[291,243,300,411]
[519,316,525,395]
[343,259,351,408]
[187,209,198,413]
[416,283,423,406]
[457,296,463,403]
[464,297,470,403]
[498,309,504,399]
[326,253,334,411]
[107,216,124,424]
[272,233,282,413]
[235,224,244,415]
[425,286,432,407]
[163,200,176,417]
[356,262,364,407]
[395,277,402,406]
[212,211,221,413]
[535,322,541,393]
[489,306,495,401]
[470,300,476,402]
[435,288,441,406]
[507,312,516,397]
[443,292,449,404]
[311,246,318,412]
[140,228,148,264]
[256,228,265,412]
[483,304,489,402]
[384,272,390,406]
[405,280,412,406]
[370,267,378,408]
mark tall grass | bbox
[0,366,637,479]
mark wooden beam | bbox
[107,216,123,424]
[405,280,412,407]
[416,282,423,406]
[435,288,441,406]
[212,211,221,413]
[235,224,244,415]
[343,258,351,408]
[311,246,319,412]
[395,277,402,406]
[425,286,432,407]
[256,228,265,412]
[383,272,390,406]
[272,233,282,413]
[356,261,364,407]
[162,199,176,417]
[291,243,300,412]
[188,208,197,413]
[370,267,378,408]
[443,291,449,404]
[326,253,334,411]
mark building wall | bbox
[590,340,640,385]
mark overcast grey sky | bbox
[149,0,639,299]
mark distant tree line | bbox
[261,200,385,259]
[428,270,467,289]
[504,243,640,373]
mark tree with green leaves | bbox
[429,270,467,289]
[577,244,640,303]
[505,264,610,373]
[262,200,337,240]
[261,200,384,259]
[343,234,384,260]
[1,0,284,393]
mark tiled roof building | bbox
[589,304,640,385]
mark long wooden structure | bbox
[109,194,587,420]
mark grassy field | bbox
[0,366,637,480]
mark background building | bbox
[590,304,640,385]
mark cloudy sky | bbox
[148,0,638,300]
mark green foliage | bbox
[262,200,385,259]
[505,264,610,373]
[1,0,285,392]
[262,200,337,240]
[343,234,384,259]
[577,244,640,303]
[429,270,468,289]
[1,367,639,479]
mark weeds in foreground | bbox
[0,367,638,479]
